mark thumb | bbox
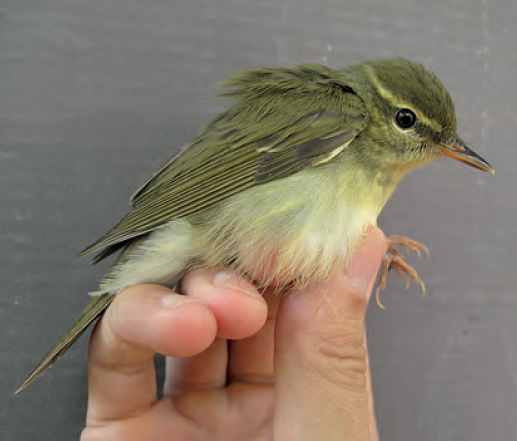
[273,227,387,441]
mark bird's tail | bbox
[15,294,115,394]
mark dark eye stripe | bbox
[413,122,435,139]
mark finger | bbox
[347,226,388,300]
[164,338,228,394]
[164,270,268,394]
[364,327,379,441]
[227,290,281,384]
[181,269,268,339]
[86,284,217,424]
[273,228,387,440]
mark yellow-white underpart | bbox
[199,159,389,289]
[92,157,392,295]
[91,219,201,295]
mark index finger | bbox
[86,284,217,425]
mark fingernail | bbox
[213,271,262,299]
[161,295,203,310]
[346,248,383,295]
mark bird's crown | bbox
[354,58,458,143]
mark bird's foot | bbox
[375,235,429,308]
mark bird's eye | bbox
[394,108,417,130]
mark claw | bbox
[375,235,428,307]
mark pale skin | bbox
[81,227,387,441]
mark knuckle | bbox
[316,320,368,390]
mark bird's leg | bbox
[375,235,429,309]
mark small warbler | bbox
[17,57,493,392]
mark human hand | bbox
[81,227,387,441]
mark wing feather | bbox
[79,64,366,258]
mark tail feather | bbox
[15,294,115,394]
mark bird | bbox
[17,57,494,393]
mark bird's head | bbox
[349,58,493,175]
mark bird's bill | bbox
[437,141,495,174]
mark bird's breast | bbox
[197,165,387,290]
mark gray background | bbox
[1,0,515,439]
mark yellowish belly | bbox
[199,166,386,289]
[95,164,389,295]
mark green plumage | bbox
[18,58,492,392]
[81,64,366,257]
